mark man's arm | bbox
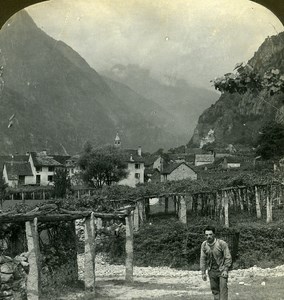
[200,242,207,279]
[222,241,232,273]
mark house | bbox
[220,157,241,169]
[194,153,215,166]
[118,148,145,187]
[3,161,34,187]
[160,162,197,182]
[29,151,68,186]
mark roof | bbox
[4,162,33,180]
[0,155,29,172]
[30,152,63,167]
[195,154,215,163]
[52,155,71,165]
[162,162,197,175]
[144,155,160,167]
[224,157,242,164]
[123,149,144,163]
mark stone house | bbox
[161,162,197,182]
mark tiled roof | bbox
[5,162,33,180]
[0,155,29,172]
[30,152,62,167]
[144,155,159,167]
[123,149,144,163]
[52,155,71,165]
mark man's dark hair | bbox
[204,225,216,234]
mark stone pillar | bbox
[133,202,139,231]
[25,218,41,300]
[84,212,96,291]
[125,212,134,283]
[224,191,229,228]
[179,195,187,224]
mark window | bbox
[18,176,25,185]
[36,167,42,172]
[135,173,140,179]
[48,166,54,172]
[36,175,41,185]
[135,164,140,169]
[48,175,53,182]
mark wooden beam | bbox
[25,218,41,300]
[84,212,96,291]
[125,212,134,283]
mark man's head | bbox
[204,225,216,244]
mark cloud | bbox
[26,0,284,89]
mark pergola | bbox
[0,204,135,300]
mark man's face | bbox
[205,230,215,243]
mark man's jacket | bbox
[200,239,232,273]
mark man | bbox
[200,226,232,300]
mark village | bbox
[0,0,284,300]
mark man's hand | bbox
[202,273,207,281]
[221,270,228,278]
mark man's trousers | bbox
[208,269,228,300]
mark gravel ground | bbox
[70,254,284,299]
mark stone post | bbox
[125,212,134,283]
[84,212,96,291]
[25,218,41,300]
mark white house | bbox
[29,151,65,186]
[118,148,145,188]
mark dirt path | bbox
[56,255,284,300]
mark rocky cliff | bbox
[190,32,284,149]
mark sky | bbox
[25,0,284,90]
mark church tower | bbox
[114,132,121,148]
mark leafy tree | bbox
[212,62,284,156]
[78,145,128,188]
[53,168,71,198]
[255,122,284,160]
[213,63,284,96]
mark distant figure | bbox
[200,226,232,300]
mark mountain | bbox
[189,32,284,149]
[101,64,219,144]
[0,10,187,154]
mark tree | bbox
[53,168,71,198]
[212,62,284,156]
[78,145,128,188]
[213,63,284,96]
[255,122,284,160]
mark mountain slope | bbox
[102,64,219,141]
[0,10,184,154]
[189,32,284,149]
